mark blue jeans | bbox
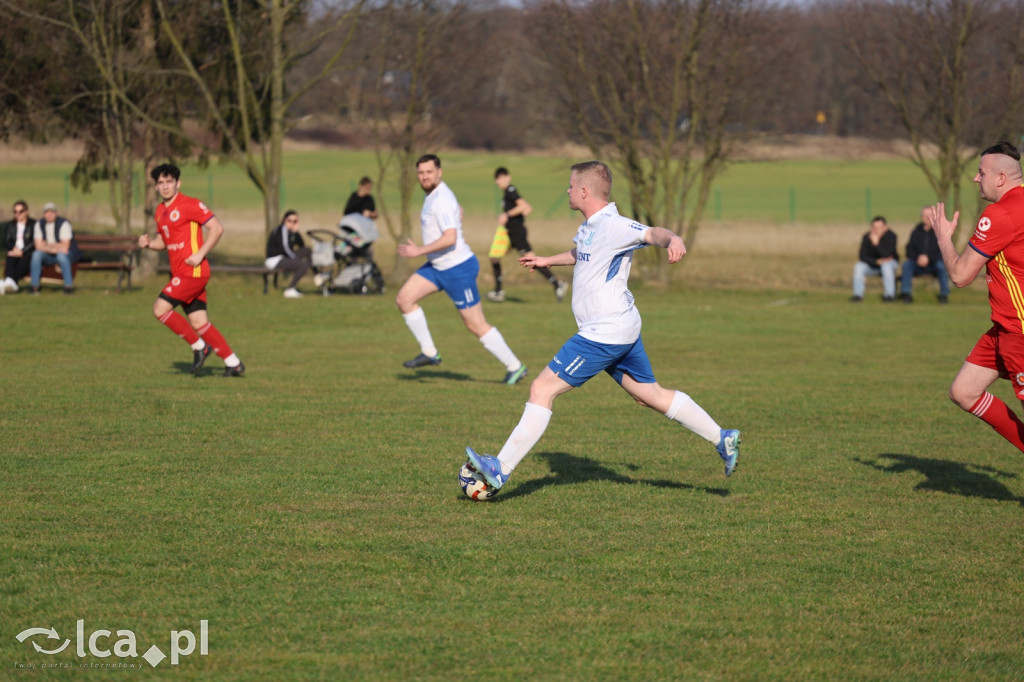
[30,250,74,288]
[853,260,899,298]
[901,259,950,297]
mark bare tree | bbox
[528,0,777,279]
[339,0,499,279]
[0,0,186,237]
[840,0,1024,235]
[142,0,365,236]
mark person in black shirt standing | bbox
[344,177,378,219]
[486,167,567,303]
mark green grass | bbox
[2,272,1023,679]
[0,149,979,231]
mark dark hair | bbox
[150,163,181,183]
[981,141,1021,162]
[359,176,372,186]
[416,154,441,168]
[13,200,27,212]
[281,210,298,223]
[871,215,887,224]
[494,167,509,178]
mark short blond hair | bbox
[570,161,612,199]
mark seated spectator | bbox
[29,202,75,294]
[3,200,34,293]
[265,210,312,299]
[343,176,378,219]
[900,206,950,304]
[852,215,899,302]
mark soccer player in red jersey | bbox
[931,141,1024,451]
[139,163,245,377]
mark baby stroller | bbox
[308,214,386,295]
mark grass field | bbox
[0,143,982,241]
[2,268,1023,679]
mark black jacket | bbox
[858,230,899,266]
[905,223,941,264]
[4,217,36,253]
[266,224,306,259]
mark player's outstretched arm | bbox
[644,227,686,264]
[520,248,576,271]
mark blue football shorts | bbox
[415,256,481,310]
[548,333,656,388]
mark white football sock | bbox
[497,402,552,474]
[479,326,521,372]
[224,353,241,368]
[403,307,438,357]
[191,339,206,351]
[665,391,721,444]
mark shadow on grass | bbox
[171,361,228,377]
[493,451,731,502]
[857,453,1023,506]
[171,361,206,376]
[395,370,474,383]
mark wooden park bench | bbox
[155,262,290,294]
[40,233,140,293]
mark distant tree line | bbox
[0,0,1021,276]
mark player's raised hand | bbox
[930,202,960,243]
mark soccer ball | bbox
[458,460,497,501]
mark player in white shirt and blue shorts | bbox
[395,154,528,385]
[467,160,740,490]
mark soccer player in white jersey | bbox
[395,154,527,385]
[467,160,740,489]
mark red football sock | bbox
[969,392,1024,452]
[196,322,233,359]
[158,310,200,345]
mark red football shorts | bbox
[161,274,209,307]
[966,324,1024,397]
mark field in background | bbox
[2,280,1022,679]
[0,142,989,297]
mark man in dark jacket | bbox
[900,206,950,304]
[3,200,34,293]
[852,215,899,302]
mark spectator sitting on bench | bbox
[29,202,75,295]
[3,200,34,293]
[900,205,950,304]
[265,210,312,298]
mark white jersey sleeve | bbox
[569,202,649,344]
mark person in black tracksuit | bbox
[265,210,312,298]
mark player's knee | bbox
[948,385,976,411]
